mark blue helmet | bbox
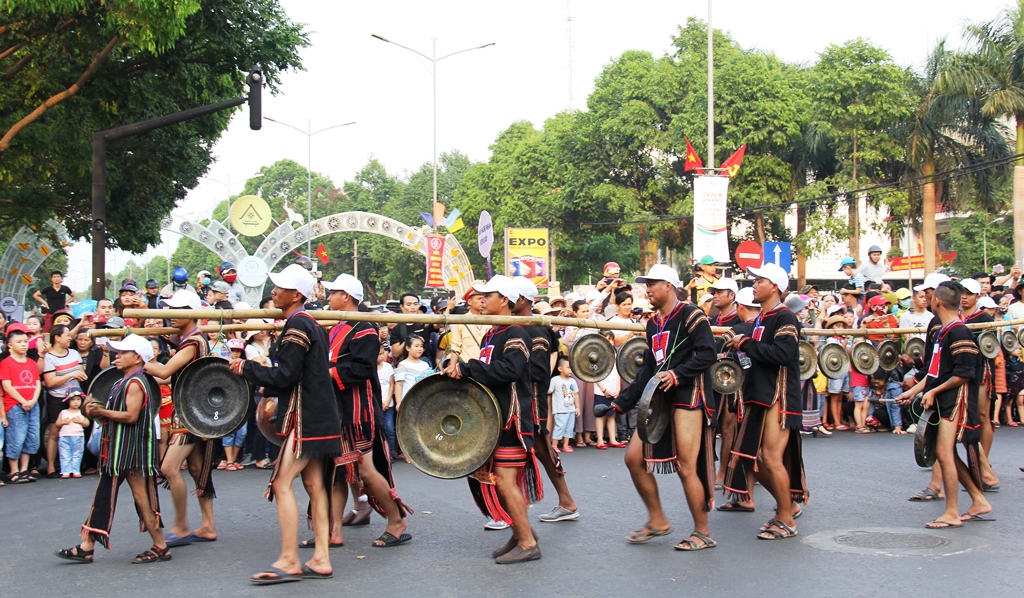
[219,261,236,274]
[173,267,188,284]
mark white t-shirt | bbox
[245,341,269,361]
[377,362,394,405]
[548,376,579,414]
[898,309,933,340]
[594,367,620,397]
[395,359,432,399]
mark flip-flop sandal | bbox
[982,484,1000,492]
[164,533,194,548]
[674,531,716,551]
[925,520,963,529]
[717,500,754,513]
[757,521,798,540]
[299,538,344,549]
[251,566,302,585]
[714,482,724,490]
[909,487,941,501]
[301,564,333,579]
[373,531,412,547]
[55,544,94,563]
[960,512,996,522]
[626,524,673,544]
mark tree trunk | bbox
[922,158,937,273]
[1015,118,1024,267]
[849,131,860,259]
[797,204,806,288]
[639,225,647,272]
[754,213,765,245]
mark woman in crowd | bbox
[41,324,87,477]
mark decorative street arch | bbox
[0,219,71,307]
[0,212,475,310]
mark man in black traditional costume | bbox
[56,335,167,564]
[442,275,543,564]
[609,264,718,551]
[722,262,808,540]
[231,264,342,584]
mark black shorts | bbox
[45,392,65,425]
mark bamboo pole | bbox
[109,309,1024,339]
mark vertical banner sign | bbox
[504,228,550,288]
[424,236,446,288]
[692,175,731,263]
[478,211,494,258]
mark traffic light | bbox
[247,67,262,130]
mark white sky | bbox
[65,0,1012,290]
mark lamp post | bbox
[205,172,264,233]
[264,118,355,254]
[371,34,494,207]
[984,216,1005,273]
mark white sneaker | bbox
[484,518,510,530]
[538,505,580,522]
[906,423,918,434]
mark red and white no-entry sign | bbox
[735,240,763,271]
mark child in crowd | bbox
[377,345,397,459]
[2,325,42,483]
[56,389,89,478]
[221,338,248,470]
[548,356,580,453]
[394,335,432,409]
[824,316,850,430]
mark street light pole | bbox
[265,117,354,255]
[985,216,1006,272]
[372,34,494,207]
[205,172,264,233]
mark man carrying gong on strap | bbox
[722,263,808,541]
[607,264,718,551]
[142,289,218,547]
[318,273,412,549]
[441,275,543,564]
[231,264,342,584]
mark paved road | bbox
[2,429,1023,597]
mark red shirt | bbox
[1,354,40,413]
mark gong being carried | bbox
[569,333,615,383]
[637,377,670,445]
[255,395,281,446]
[396,373,501,479]
[87,366,160,423]
[173,357,252,439]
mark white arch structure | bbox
[0,212,474,308]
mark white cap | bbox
[635,264,681,288]
[321,273,364,302]
[268,264,316,299]
[913,272,951,292]
[736,287,760,308]
[233,302,252,311]
[746,263,790,292]
[698,293,714,305]
[978,296,998,309]
[585,290,601,303]
[472,275,520,303]
[108,334,154,363]
[511,276,538,302]
[827,304,845,317]
[160,289,202,311]
[959,278,981,295]
[708,277,738,294]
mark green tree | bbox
[0,0,309,252]
[937,0,1024,265]
[811,39,915,259]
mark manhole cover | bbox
[834,531,949,550]
[803,527,988,557]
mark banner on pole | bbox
[424,236,446,288]
[504,228,549,288]
[478,211,494,259]
[692,175,731,263]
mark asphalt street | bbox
[2,428,1023,597]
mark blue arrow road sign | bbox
[763,241,792,273]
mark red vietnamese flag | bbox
[683,137,704,173]
[315,242,329,265]
[720,144,747,178]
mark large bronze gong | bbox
[798,341,818,381]
[255,395,281,446]
[173,357,252,439]
[818,343,850,380]
[616,336,647,385]
[569,333,615,383]
[86,367,160,422]
[396,373,501,479]
[877,340,901,372]
[709,358,744,395]
[850,341,880,375]
[904,337,926,361]
[637,377,670,445]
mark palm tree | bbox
[904,41,1011,272]
[937,1,1024,264]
